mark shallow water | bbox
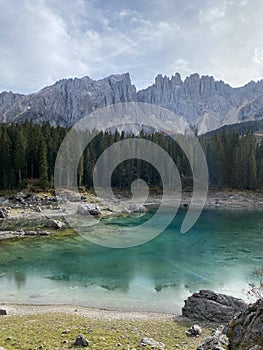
[0,208,262,313]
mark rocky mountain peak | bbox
[0,72,263,133]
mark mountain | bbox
[1,72,263,134]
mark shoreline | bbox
[1,303,175,321]
[0,189,262,241]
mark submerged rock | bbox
[182,290,246,323]
[225,299,263,349]
[139,337,165,349]
[73,334,89,347]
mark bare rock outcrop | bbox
[182,290,246,323]
[225,299,263,350]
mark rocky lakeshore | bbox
[0,290,262,349]
[0,189,262,241]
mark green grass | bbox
[0,313,212,349]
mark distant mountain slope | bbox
[1,72,263,133]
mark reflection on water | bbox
[0,208,262,313]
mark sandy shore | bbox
[1,303,174,321]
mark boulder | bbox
[127,204,148,213]
[139,337,164,349]
[45,219,65,229]
[186,324,202,337]
[78,204,101,216]
[225,299,263,349]
[73,334,89,347]
[0,208,8,219]
[197,326,229,350]
[182,290,246,323]
[0,308,7,315]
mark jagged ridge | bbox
[1,72,263,134]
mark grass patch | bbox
[0,313,212,350]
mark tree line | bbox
[0,121,262,191]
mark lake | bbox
[0,208,262,314]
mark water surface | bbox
[0,208,262,313]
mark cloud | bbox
[0,0,262,93]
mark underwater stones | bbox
[73,334,89,347]
[186,324,202,337]
[0,308,7,315]
[197,325,229,350]
[182,290,246,323]
[77,203,101,216]
[139,337,165,349]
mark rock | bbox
[45,219,65,229]
[78,203,101,216]
[73,334,89,347]
[197,326,229,350]
[186,324,202,337]
[127,204,148,213]
[139,337,164,349]
[1,73,263,134]
[225,299,263,349]
[182,290,246,323]
[0,308,7,315]
[0,208,8,218]
[38,230,51,236]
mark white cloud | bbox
[0,0,263,93]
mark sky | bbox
[1,0,263,94]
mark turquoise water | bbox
[0,208,262,313]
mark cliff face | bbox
[137,73,263,133]
[1,73,137,127]
[1,72,263,133]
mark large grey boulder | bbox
[78,204,101,216]
[225,299,263,350]
[197,326,229,350]
[182,290,246,323]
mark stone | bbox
[0,308,7,315]
[0,208,8,218]
[197,326,229,350]
[127,204,147,213]
[225,299,263,349]
[186,324,202,337]
[78,203,101,216]
[182,290,246,323]
[45,219,65,229]
[2,72,263,134]
[73,334,89,347]
[139,337,165,349]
